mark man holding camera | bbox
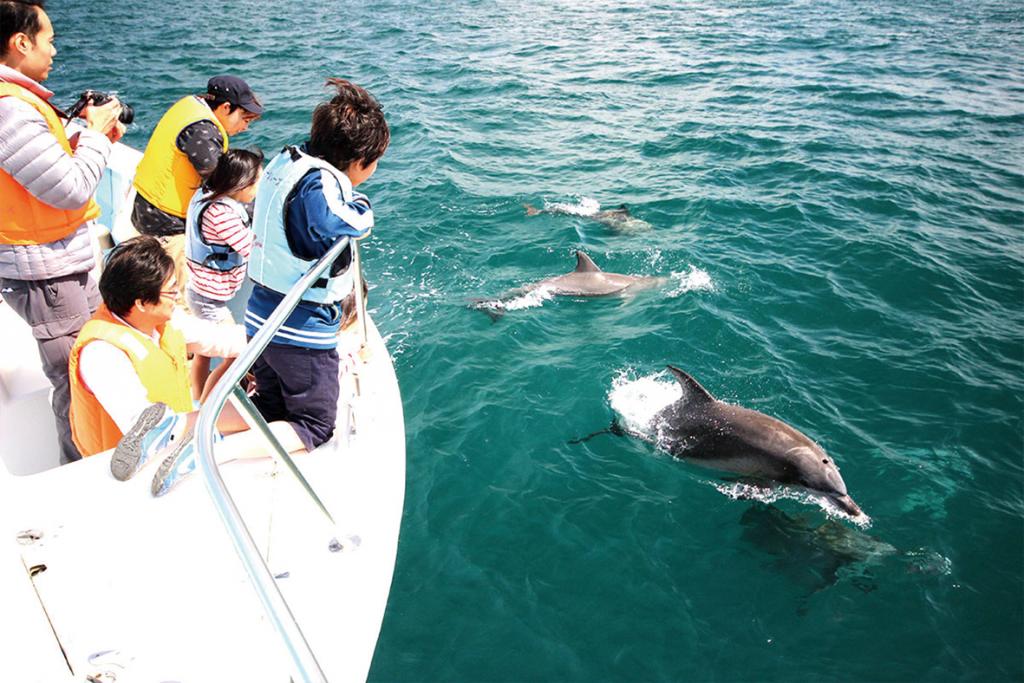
[0,0,126,464]
[131,75,263,302]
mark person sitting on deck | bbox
[67,236,305,495]
[110,79,389,498]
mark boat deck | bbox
[0,314,405,682]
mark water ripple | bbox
[46,0,1024,680]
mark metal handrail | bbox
[193,235,362,683]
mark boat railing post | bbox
[353,237,369,350]
[192,235,357,683]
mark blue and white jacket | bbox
[244,145,373,349]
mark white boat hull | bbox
[0,138,406,682]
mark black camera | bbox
[67,90,135,125]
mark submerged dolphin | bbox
[648,366,863,517]
[524,203,653,232]
[739,505,896,598]
[739,504,950,607]
[472,251,667,314]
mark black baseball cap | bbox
[206,75,264,116]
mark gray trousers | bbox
[1,272,100,464]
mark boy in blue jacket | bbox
[151,78,389,494]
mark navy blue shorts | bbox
[249,342,339,451]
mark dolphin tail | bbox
[467,298,506,322]
[482,308,505,323]
[524,203,543,217]
[568,419,625,445]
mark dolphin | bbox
[738,504,950,608]
[647,366,863,517]
[739,505,895,598]
[524,202,653,232]
[471,251,668,315]
[528,251,667,296]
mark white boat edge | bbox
[0,137,406,682]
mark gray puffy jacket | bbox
[0,96,112,280]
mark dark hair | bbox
[199,92,262,116]
[308,78,389,172]
[199,94,238,114]
[202,148,264,201]
[100,236,175,316]
[0,0,45,58]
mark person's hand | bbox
[107,121,126,143]
[81,98,123,139]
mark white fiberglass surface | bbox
[1,318,405,682]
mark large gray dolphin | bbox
[472,251,668,314]
[529,251,667,296]
[648,366,863,517]
[524,202,653,232]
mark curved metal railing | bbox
[192,235,365,682]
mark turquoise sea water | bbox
[49,1,1022,680]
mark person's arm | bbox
[294,170,375,258]
[0,98,112,210]
[78,340,154,434]
[202,203,254,258]
[175,120,225,178]
[172,307,246,359]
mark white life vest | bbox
[248,147,355,304]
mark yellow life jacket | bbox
[133,96,228,219]
[0,83,102,245]
[68,304,193,457]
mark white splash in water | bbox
[546,196,601,216]
[479,285,556,312]
[714,481,873,528]
[607,370,681,437]
[666,266,714,297]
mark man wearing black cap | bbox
[130,75,263,302]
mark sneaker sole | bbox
[110,403,168,481]
[151,432,193,497]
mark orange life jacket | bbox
[68,305,193,456]
[0,82,101,245]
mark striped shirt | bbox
[186,201,253,301]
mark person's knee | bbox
[291,413,336,451]
[287,390,339,451]
[37,334,75,382]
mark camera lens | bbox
[67,91,135,126]
[118,103,135,125]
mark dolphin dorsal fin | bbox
[667,366,716,404]
[575,251,602,273]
